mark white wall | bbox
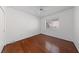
[0,7,5,52]
[5,7,40,44]
[1,6,79,52]
[41,8,74,41]
[74,7,79,52]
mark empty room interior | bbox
[0,6,79,53]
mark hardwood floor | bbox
[2,34,78,53]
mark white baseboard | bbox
[73,40,79,52]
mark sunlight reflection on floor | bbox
[45,41,60,53]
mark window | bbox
[46,18,59,29]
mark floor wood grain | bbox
[2,34,78,53]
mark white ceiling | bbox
[9,6,74,18]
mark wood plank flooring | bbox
[2,34,78,53]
